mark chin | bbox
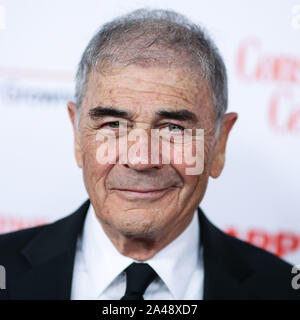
[115,217,160,239]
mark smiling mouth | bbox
[116,188,169,193]
[111,187,176,200]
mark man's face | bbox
[68,64,236,241]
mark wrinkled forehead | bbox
[82,64,215,122]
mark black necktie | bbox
[120,262,158,300]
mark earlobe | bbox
[67,102,83,168]
[209,112,238,179]
[210,154,225,178]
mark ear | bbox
[67,101,83,168]
[209,112,238,178]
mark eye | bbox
[166,124,185,132]
[101,120,129,130]
[158,124,185,141]
[103,121,120,129]
[98,120,128,137]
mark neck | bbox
[97,212,194,261]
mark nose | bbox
[121,128,164,171]
[123,161,162,171]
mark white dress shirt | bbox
[71,203,204,300]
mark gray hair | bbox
[74,8,228,136]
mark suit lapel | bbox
[197,207,258,299]
[9,199,90,300]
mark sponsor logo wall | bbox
[0,0,299,265]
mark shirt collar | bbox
[81,202,201,299]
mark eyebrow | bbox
[88,106,198,123]
[155,109,197,123]
[88,106,133,120]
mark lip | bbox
[112,187,174,200]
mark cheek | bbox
[81,136,113,187]
[169,137,210,191]
[168,137,206,175]
[172,152,209,202]
[170,159,200,191]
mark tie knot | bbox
[121,262,158,300]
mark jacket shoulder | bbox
[0,200,90,258]
[200,211,293,273]
[0,224,48,255]
[221,229,299,298]
[198,209,299,299]
[0,210,77,260]
[223,231,293,271]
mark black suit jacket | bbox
[0,199,299,300]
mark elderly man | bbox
[0,9,298,300]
